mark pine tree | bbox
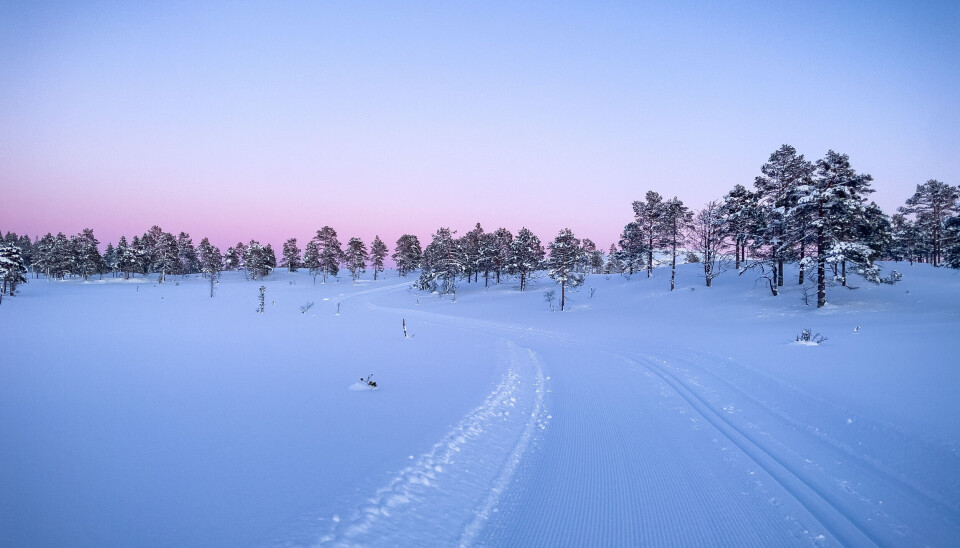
[302,240,321,284]
[604,243,622,274]
[281,238,301,272]
[659,197,693,291]
[509,227,544,291]
[313,226,343,283]
[244,240,275,280]
[103,243,117,277]
[176,232,200,275]
[198,238,223,277]
[344,237,368,283]
[616,222,646,275]
[49,232,74,279]
[581,238,604,274]
[754,144,813,287]
[0,242,28,298]
[900,180,959,267]
[720,184,757,270]
[370,236,388,280]
[155,232,179,282]
[547,228,585,311]
[794,150,877,307]
[491,228,513,284]
[73,228,102,280]
[392,234,423,277]
[691,200,727,287]
[632,191,664,277]
[418,228,463,295]
[115,236,137,279]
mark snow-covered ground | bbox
[2,262,958,547]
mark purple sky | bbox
[2,2,958,252]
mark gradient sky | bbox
[2,1,958,252]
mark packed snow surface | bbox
[1,263,959,547]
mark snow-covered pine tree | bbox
[344,237,368,283]
[417,228,462,295]
[0,242,28,298]
[659,197,693,291]
[944,215,960,268]
[508,227,544,291]
[632,191,664,278]
[547,228,585,311]
[73,228,102,280]
[115,236,136,279]
[604,243,622,274]
[314,226,343,283]
[899,180,959,267]
[224,245,241,271]
[132,235,150,275]
[477,231,498,287]
[581,238,604,274]
[691,200,727,287]
[198,238,223,277]
[103,243,117,277]
[794,150,877,307]
[461,223,484,283]
[244,240,275,280]
[720,184,757,270]
[491,228,513,284]
[370,236,388,280]
[302,240,321,284]
[616,222,646,275]
[281,238,301,272]
[49,232,74,279]
[156,231,180,282]
[753,145,813,288]
[32,233,54,279]
[176,232,200,275]
[392,234,423,277]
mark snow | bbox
[1,263,959,547]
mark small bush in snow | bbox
[544,289,556,311]
[796,329,826,344]
[300,302,314,314]
[881,270,902,285]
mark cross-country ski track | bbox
[273,277,960,547]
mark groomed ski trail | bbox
[295,340,547,547]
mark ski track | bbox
[273,282,959,546]
[278,340,547,547]
[626,350,960,547]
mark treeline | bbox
[1,145,958,308]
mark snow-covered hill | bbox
[1,262,958,547]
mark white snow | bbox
[1,262,958,547]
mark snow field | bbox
[2,262,959,546]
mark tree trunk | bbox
[670,243,677,291]
[798,242,805,285]
[817,224,826,308]
[777,258,784,287]
[841,260,847,286]
[560,280,566,311]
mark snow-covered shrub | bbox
[796,329,826,344]
[300,302,314,314]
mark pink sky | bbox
[2,2,957,252]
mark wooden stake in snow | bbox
[403,318,408,338]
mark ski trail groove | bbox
[632,354,881,547]
[309,340,547,547]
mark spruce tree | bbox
[900,180,959,267]
[344,237,368,283]
[281,238,301,272]
[660,197,693,291]
[392,234,423,277]
[509,227,544,291]
[632,191,664,277]
[370,236,388,280]
[547,228,585,311]
[313,226,343,282]
[302,240,321,284]
[0,242,28,298]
